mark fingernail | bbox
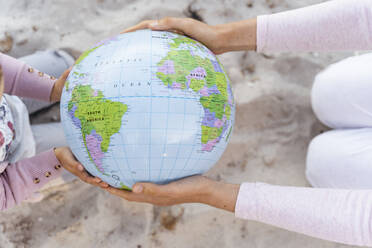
[77,164,84,171]
[149,21,163,29]
[149,21,158,27]
[133,185,143,193]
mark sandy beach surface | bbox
[0,0,361,247]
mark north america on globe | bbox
[61,29,235,189]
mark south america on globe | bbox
[60,30,235,189]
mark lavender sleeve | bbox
[235,183,372,246]
[0,150,63,210]
[0,52,56,101]
[257,0,372,52]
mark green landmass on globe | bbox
[68,85,128,174]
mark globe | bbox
[60,30,235,189]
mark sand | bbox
[0,0,360,247]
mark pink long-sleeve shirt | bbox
[0,53,62,210]
[235,0,372,246]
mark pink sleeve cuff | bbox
[256,15,269,53]
[0,149,64,210]
[234,182,259,220]
[8,149,63,202]
[21,149,63,188]
[0,53,56,101]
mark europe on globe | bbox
[60,29,235,189]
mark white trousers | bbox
[306,52,372,189]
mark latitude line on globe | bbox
[66,95,200,102]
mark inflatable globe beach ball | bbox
[60,30,235,189]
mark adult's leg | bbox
[311,52,372,129]
[306,128,372,189]
[18,50,75,113]
[31,122,67,153]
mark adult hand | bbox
[121,17,257,54]
[54,147,108,188]
[50,67,71,102]
[122,18,224,54]
[104,175,240,212]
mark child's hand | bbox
[50,67,72,102]
[54,147,108,188]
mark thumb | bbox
[63,149,81,167]
[132,183,144,193]
[0,65,4,88]
[155,18,203,36]
[133,182,160,195]
[149,18,186,32]
[57,67,72,84]
[61,67,72,80]
[148,20,169,30]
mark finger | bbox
[60,67,72,80]
[0,65,4,89]
[93,177,108,187]
[99,181,109,188]
[70,149,79,161]
[121,20,154,34]
[150,17,197,34]
[0,65,3,82]
[133,182,164,196]
[93,177,102,183]
[79,171,101,186]
[64,150,84,170]
[170,29,185,35]
[132,183,143,193]
[106,186,148,202]
[106,186,163,204]
[105,186,135,199]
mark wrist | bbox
[216,18,257,53]
[50,81,61,102]
[50,82,57,102]
[196,178,218,204]
[204,180,241,212]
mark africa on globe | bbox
[60,29,235,189]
